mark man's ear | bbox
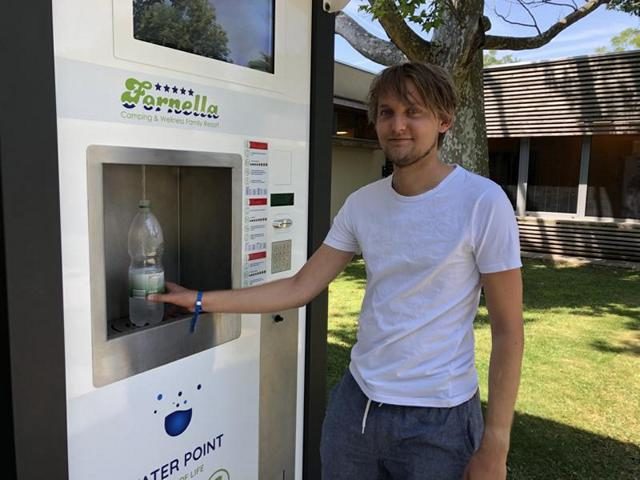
[439,114,453,133]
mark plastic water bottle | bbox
[128,199,165,326]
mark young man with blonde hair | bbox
[151,62,524,479]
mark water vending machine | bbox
[2,1,336,479]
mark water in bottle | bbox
[128,199,165,326]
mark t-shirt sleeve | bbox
[472,186,522,274]
[323,195,361,254]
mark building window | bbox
[586,135,640,220]
[488,138,519,209]
[333,106,377,141]
[526,136,582,214]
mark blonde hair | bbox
[368,62,457,146]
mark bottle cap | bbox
[139,199,151,208]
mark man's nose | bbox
[391,114,407,133]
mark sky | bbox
[335,0,640,72]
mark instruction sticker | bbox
[243,141,269,286]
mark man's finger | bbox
[147,293,164,302]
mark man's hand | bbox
[147,245,354,315]
[466,267,523,480]
[462,447,507,479]
[148,282,198,311]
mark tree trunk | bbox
[439,50,488,176]
[338,0,608,176]
[336,1,492,175]
[429,0,489,175]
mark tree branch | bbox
[517,0,543,35]
[335,11,407,66]
[370,0,433,61]
[485,0,608,50]
[493,7,541,34]
[542,1,580,9]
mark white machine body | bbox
[52,1,312,479]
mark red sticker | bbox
[248,251,267,261]
[249,141,268,150]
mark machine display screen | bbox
[270,193,294,207]
[133,0,275,73]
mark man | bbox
[150,62,524,480]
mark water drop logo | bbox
[154,384,202,437]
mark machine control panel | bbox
[269,192,295,275]
[271,239,292,274]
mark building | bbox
[332,51,640,264]
[332,61,386,218]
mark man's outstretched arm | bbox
[149,244,354,314]
[465,267,524,480]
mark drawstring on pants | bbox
[361,399,372,434]
[361,398,383,434]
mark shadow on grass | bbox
[521,259,639,319]
[591,337,640,356]
[507,406,640,479]
[326,318,358,394]
[524,259,639,357]
[328,310,362,320]
[326,342,351,395]
[474,259,640,355]
[336,258,367,286]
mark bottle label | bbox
[129,271,165,298]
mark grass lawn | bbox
[327,258,640,479]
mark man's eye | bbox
[378,110,391,118]
[407,108,422,116]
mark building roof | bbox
[333,51,640,137]
[484,50,640,137]
[334,60,374,108]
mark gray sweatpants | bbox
[320,370,484,480]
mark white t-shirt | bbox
[324,165,522,407]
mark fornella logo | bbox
[153,384,203,436]
[121,77,220,119]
